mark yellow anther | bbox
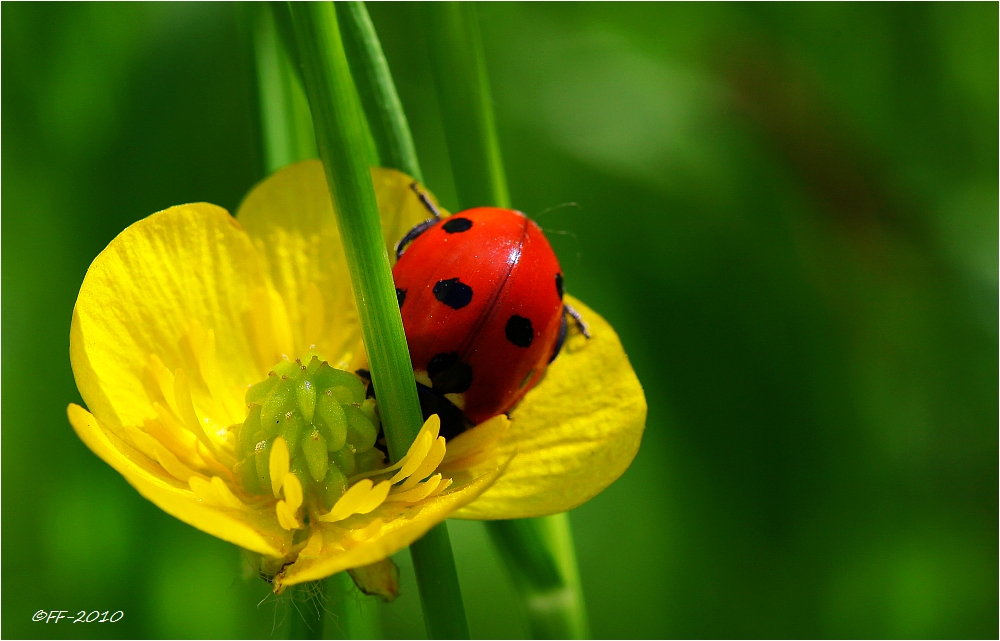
[210,476,248,510]
[275,500,301,530]
[319,479,373,522]
[300,526,324,557]
[355,481,392,514]
[269,436,289,497]
[388,474,444,503]
[351,518,384,542]
[398,436,447,492]
[426,477,452,498]
[390,431,433,485]
[282,472,303,511]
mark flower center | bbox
[233,356,385,512]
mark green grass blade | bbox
[287,4,468,638]
[288,0,422,457]
[251,2,317,173]
[424,2,509,210]
[337,1,423,182]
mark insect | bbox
[384,185,589,439]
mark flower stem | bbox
[287,4,468,638]
[326,572,382,639]
[336,1,423,182]
[423,4,590,638]
[410,523,471,639]
[486,515,590,639]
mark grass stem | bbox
[325,572,382,639]
[337,1,423,182]
[251,3,316,173]
[289,0,421,459]
[288,4,468,638]
[410,523,472,639]
[486,515,590,639]
[424,2,509,210]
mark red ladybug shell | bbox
[392,208,564,427]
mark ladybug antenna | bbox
[409,182,442,219]
[534,202,580,218]
[542,227,583,264]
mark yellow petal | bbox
[236,160,444,365]
[69,404,290,557]
[435,415,510,480]
[440,414,509,466]
[274,456,506,590]
[455,296,646,519]
[189,476,249,512]
[70,203,267,436]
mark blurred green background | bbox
[3,2,996,638]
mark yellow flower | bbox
[68,160,645,592]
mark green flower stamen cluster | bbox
[234,357,384,510]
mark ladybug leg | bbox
[394,219,438,260]
[549,304,592,363]
[409,182,442,219]
[357,368,469,440]
[564,303,591,339]
[548,313,568,363]
[395,183,445,260]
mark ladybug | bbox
[379,185,588,440]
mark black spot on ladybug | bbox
[426,352,473,393]
[442,217,473,233]
[505,314,534,348]
[396,288,407,307]
[555,273,564,300]
[433,278,473,309]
